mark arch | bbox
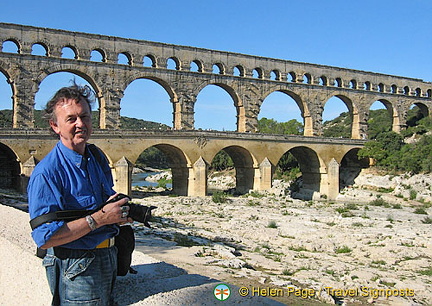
[364,81,371,90]
[339,148,369,189]
[403,86,410,95]
[367,99,394,138]
[143,54,157,67]
[319,76,328,86]
[378,83,385,93]
[391,84,398,94]
[90,49,106,62]
[303,73,312,84]
[136,143,190,196]
[61,46,78,59]
[415,88,422,97]
[167,57,180,70]
[1,39,20,53]
[121,77,173,128]
[118,52,132,65]
[349,79,357,89]
[258,90,305,135]
[0,69,13,127]
[31,42,49,56]
[253,67,263,79]
[190,60,203,72]
[283,146,322,200]
[211,145,256,195]
[334,77,343,87]
[194,83,239,131]
[288,71,296,82]
[323,95,354,138]
[0,142,20,190]
[406,103,429,128]
[270,70,280,81]
[427,89,432,98]
[212,63,225,74]
[233,65,245,77]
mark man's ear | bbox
[49,120,60,135]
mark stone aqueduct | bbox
[0,23,430,200]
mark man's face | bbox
[50,98,92,155]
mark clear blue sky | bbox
[0,0,431,130]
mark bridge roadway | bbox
[0,129,367,200]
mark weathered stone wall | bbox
[0,22,430,139]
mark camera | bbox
[105,193,157,227]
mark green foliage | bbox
[210,150,234,171]
[212,191,228,203]
[136,147,169,169]
[323,111,352,138]
[257,117,303,135]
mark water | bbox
[132,171,172,188]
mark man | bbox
[28,84,132,305]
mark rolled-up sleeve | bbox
[28,173,65,247]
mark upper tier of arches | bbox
[1,22,431,98]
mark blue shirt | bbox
[28,141,117,249]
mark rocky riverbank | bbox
[0,170,430,305]
[131,171,432,305]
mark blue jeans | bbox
[43,247,117,305]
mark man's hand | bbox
[93,193,133,226]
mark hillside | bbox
[0,109,170,130]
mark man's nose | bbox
[75,117,84,127]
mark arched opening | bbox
[378,83,385,93]
[209,146,255,195]
[143,55,156,67]
[364,81,371,90]
[322,96,352,138]
[190,60,202,72]
[61,46,77,59]
[278,146,321,200]
[1,40,19,53]
[258,91,304,135]
[303,73,312,84]
[367,100,393,139]
[118,52,131,65]
[34,72,95,128]
[253,68,263,79]
[405,103,430,132]
[195,84,237,131]
[319,76,328,86]
[121,78,172,129]
[270,70,280,81]
[334,78,343,87]
[212,63,224,74]
[0,71,13,128]
[288,72,296,82]
[31,43,48,56]
[233,65,244,77]
[167,57,179,70]
[339,149,369,189]
[90,49,105,62]
[133,144,189,196]
[391,84,398,94]
[349,79,357,89]
[0,143,20,190]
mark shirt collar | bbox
[57,141,87,169]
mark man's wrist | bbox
[85,215,97,231]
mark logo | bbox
[214,283,231,301]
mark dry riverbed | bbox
[131,171,432,305]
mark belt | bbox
[96,237,115,249]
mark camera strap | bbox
[29,208,96,230]
[29,144,104,230]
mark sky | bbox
[0,0,431,130]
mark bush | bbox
[212,191,228,203]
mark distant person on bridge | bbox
[28,84,132,305]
